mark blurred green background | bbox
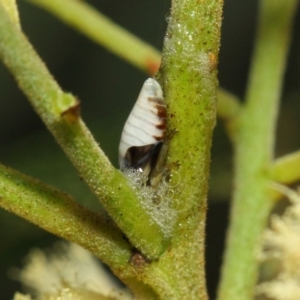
[0,0,299,298]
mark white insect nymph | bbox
[119,78,167,185]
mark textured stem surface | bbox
[0,3,167,260]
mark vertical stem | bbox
[151,0,223,298]
[217,0,298,299]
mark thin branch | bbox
[25,0,161,75]
[0,3,167,260]
[217,88,242,141]
[217,88,241,120]
[217,0,299,299]
[1,0,20,27]
[0,163,131,267]
[27,0,241,132]
[271,150,300,184]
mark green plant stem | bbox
[0,165,165,300]
[217,0,298,299]
[217,88,241,141]
[217,88,241,120]
[0,3,167,260]
[27,0,240,127]
[0,163,160,297]
[268,149,300,201]
[26,0,161,75]
[0,163,131,267]
[271,150,300,184]
[145,0,223,298]
[1,0,20,27]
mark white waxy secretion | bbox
[119,78,167,182]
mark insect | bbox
[119,78,168,187]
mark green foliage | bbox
[0,0,299,299]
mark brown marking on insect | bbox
[153,134,165,141]
[130,250,151,268]
[147,96,164,105]
[156,121,166,130]
[147,96,167,119]
[154,104,167,119]
[61,100,81,123]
